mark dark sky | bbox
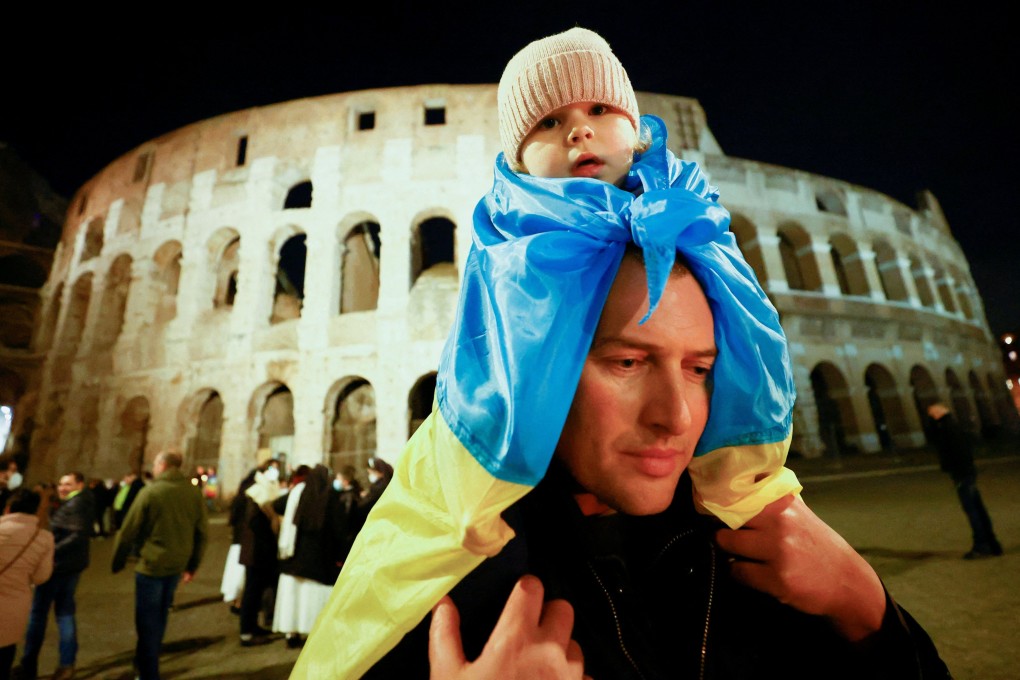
[3,3,1016,335]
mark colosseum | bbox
[12,84,1014,494]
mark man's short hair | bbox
[622,243,691,277]
[66,471,85,484]
[157,451,184,469]
[6,488,42,515]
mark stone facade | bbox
[21,85,1013,493]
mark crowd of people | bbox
[222,455,393,649]
[0,452,392,680]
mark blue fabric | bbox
[21,570,81,670]
[437,115,795,487]
[135,572,180,680]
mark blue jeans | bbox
[954,474,999,552]
[20,570,82,672]
[135,573,180,680]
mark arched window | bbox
[871,241,909,302]
[284,181,313,209]
[829,234,869,296]
[271,234,307,323]
[410,217,455,288]
[777,225,820,292]
[909,255,935,308]
[339,222,382,314]
[93,255,133,352]
[408,372,437,438]
[153,241,182,324]
[729,215,767,286]
[327,378,376,474]
[810,362,858,456]
[213,236,241,309]
[81,217,105,262]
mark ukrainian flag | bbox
[292,116,798,678]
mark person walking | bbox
[1,490,54,680]
[927,402,1003,559]
[15,472,94,680]
[112,451,208,680]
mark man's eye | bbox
[590,104,607,115]
[539,118,558,130]
[617,358,639,369]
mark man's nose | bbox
[645,373,694,436]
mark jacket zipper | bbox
[654,529,716,680]
[588,562,648,680]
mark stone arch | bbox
[810,362,859,456]
[209,229,241,309]
[828,233,869,297]
[339,220,382,314]
[864,363,909,450]
[871,240,909,302]
[271,231,307,324]
[51,273,93,384]
[283,180,313,209]
[945,368,974,432]
[182,390,224,477]
[777,223,820,292]
[251,382,295,468]
[0,253,48,288]
[908,254,936,308]
[114,396,150,474]
[929,259,957,313]
[80,216,105,262]
[408,372,437,438]
[325,377,376,473]
[729,214,767,286]
[93,254,133,352]
[410,215,456,289]
[153,240,182,324]
[968,370,997,436]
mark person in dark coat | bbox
[927,402,1003,559]
[273,465,343,648]
[334,466,363,565]
[358,457,392,518]
[237,461,282,646]
[16,472,95,680]
[220,469,257,613]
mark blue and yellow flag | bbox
[292,116,799,678]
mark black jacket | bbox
[366,469,950,679]
[929,414,977,481]
[51,488,95,575]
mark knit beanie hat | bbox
[498,27,640,166]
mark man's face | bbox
[58,474,83,500]
[519,101,638,187]
[555,257,716,515]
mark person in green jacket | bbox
[112,450,207,680]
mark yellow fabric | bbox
[687,435,801,529]
[291,410,532,679]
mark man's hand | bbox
[181,571,195,585]
[715,493,885,642]
[429,575,589,680]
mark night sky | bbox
[3,4,1016,335]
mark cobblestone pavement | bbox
[20,444,1020,679]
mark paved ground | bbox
[19,439,1020,679]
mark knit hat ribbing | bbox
[498,27,640,166]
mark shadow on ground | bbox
[71,636,225,680]
[856,547,960,577]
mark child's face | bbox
[519,102,638,187]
